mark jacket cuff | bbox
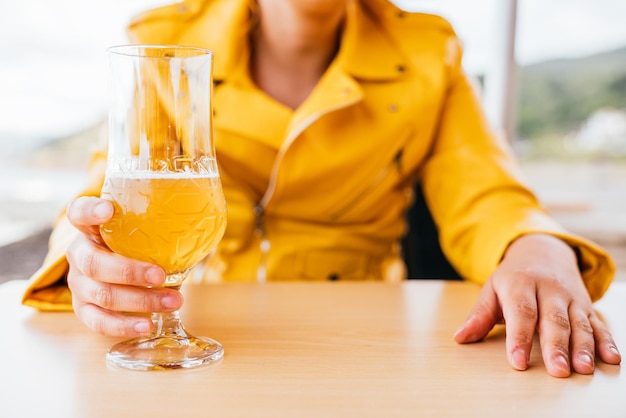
[21,218,78,311]
[551,232,615,302]
[469,222,615,303]
[21,255,72,311]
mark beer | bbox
[100,172,227,274]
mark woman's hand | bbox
[454,233,621,377]
[65,196,183,337]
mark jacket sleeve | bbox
[419,42,615,302]
[21,147,107,311]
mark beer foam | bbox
[105,169,219,179]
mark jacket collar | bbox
[174,0,254,82]
[338,0,407,81]
[141,0,408,84]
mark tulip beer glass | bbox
[100,45,226,370]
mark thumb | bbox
[454,279,502,344]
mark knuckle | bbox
[76,303,130,337]
[590,315,609,334]
[94,285,114,308]
[76,304,106,335]
[66,238,82,267]
[112,320,129,337]
[552,344,570,358]
[514,300,537,321]
[118,262,138,284]
[66,267,78,291]
[547,309,571,332]
[515,329,534,346]
[543,275,563,289]
[573,318,594,336]
[77,246,98,278]
[91,316,124,337]
[142,293,156,311]
[89,316,108,335]
[594,328,613,346]
[67,197,87,223]
[65,199,78,221]
[72,297,83,315]
[83,252,97,277]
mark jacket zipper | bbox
[254,95,361,282]
[253,203,270,282]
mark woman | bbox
[23,0,621,377]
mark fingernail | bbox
[134,321,150,334]
[554,355,570,373]
[609,345,621,357]
[161,294,180,309]
[94,201,113,220]
[146,267,165,285]
[511,349,528,370]
[578,353,594,368]
[453,322,467,339]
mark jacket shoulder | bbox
[396,11,457,37]
[126,0,219,44]
[363,0,457,35]
[365,1,463,69]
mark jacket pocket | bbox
[295,249,378,281]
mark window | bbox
[396,0,626,280]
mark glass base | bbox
[106,334,224,371]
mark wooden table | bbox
[1,280,624,417]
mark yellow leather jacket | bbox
[22,0,614,310]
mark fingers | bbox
[66,196,114,244]
[590,315,622,366]
[455,268,622,378]
[453,273,538,372]
[67,234,165,287]
[73,303,153,338]
[68,259,182,337]
[454,279,502,344]
[538,302,622,377]
[503,276,620,378]
[499,279,537,372]
[567,306,595,375]
[70,281,183,337]
[70,273,182,314]
[536,297,574,377]
[66,229,181,337]
[484,234,622,378]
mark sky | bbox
[1,0,626,152]
[397,0,626,71]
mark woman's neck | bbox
[250,0,348,109]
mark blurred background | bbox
[1,0,625,281]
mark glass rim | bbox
[106,44,213,58]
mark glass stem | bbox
[151,271,190,338]
[151,310,189,338]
